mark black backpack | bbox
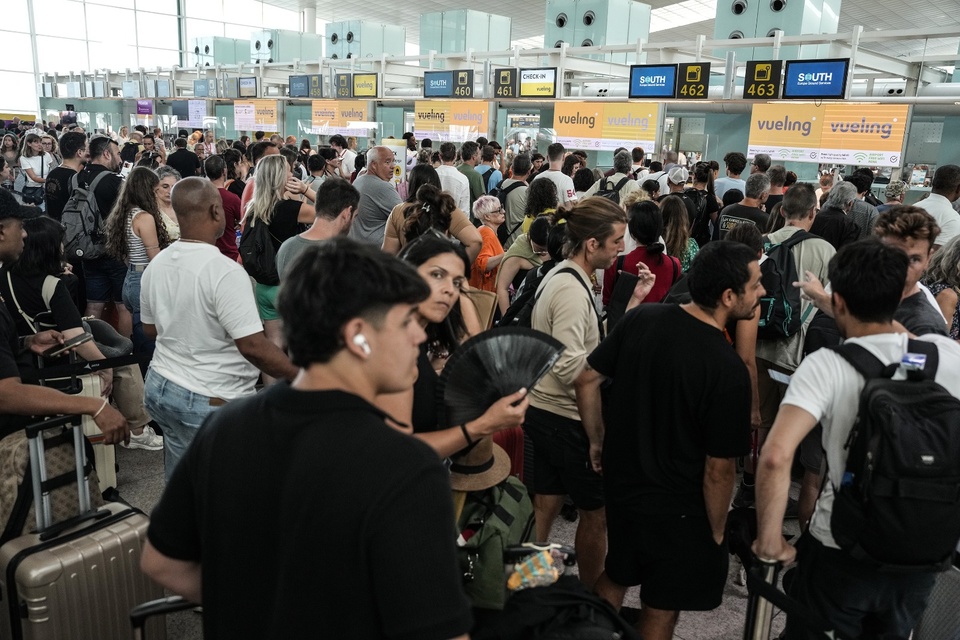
[238,217,280,286]
[829,339,960,571]
[473,575,641,640]
[500,262,556,327]
[594,177,629,204]
[491,180,526,245]
[62,172,110,260]
[504,267,603,340]
[757,230,814,339]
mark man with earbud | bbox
[142,237,473,640]
[140,178,298,482]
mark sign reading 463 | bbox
[743,60,783,100]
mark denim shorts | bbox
[122,264,145,314]
[84,256,127,303]
[143,370,223,481]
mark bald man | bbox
[140,178,297,480]
[348,146,401,246]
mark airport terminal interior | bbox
[1,0,960,638]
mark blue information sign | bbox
[628,64,678,99]
[289,75,310,98]
[424,71,454,97]
[782,59,849,99]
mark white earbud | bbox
[352,334,371,356]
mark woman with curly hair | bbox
[922,234,960,338]
[105,167,170,354]
[381,164,481,259]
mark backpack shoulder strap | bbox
[615,177,629,191]
[905,339,939,379]
[780,229,813,250]
[41,275,59,311]
[829,342,893,380]
[69,173,79,192]
[503,181,524,196]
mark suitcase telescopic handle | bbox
[130,596,198,639]
[24,414,96,534]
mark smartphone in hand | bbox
[42,332,93,358]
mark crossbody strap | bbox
[541,267,605,340]
[5,271,38,334]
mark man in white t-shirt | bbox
[435,142,470,213]
[532,142,577,204]
[330,135,357,180]
[913,164,960,248]
[754,239,960,640]
[141,178,298,481]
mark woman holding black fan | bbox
[377,234,529,458]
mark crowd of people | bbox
[1,115,960,640]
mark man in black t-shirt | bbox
[578,241,761,640]
[0,190,127,443]
[716,172,770,239]
[165,137,201,178]
[141,238,473,640]
[44,131,87,221]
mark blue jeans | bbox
[143,370,221,482]
[122,265,154,359]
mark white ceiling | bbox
[268,0,960,66]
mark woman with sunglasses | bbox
[469,195,506,292]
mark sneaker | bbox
[122,425,164,451]
[732,483,756,509]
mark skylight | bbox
[650,0,718,34]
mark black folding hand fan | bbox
[437,327,565,426]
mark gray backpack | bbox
[62,172,109,260]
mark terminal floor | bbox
[117,445,799,639]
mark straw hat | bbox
[449,437,511,492]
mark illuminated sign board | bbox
[743,60,783,100]
[782,59,849,100]
[424,70,474,98]
[519,68,557,98]
[495,68,518,99]
[677,62,710,99]
[628,64,678,99]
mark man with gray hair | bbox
[716,172,770,239]
[583,150,639,202]
[349,146,401,246]
[811,181,861,250]
[842,174,880,240]
[751,153,772,174]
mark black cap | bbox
[0,189,39,222]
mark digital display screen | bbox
[238,77,258,98]
[629,64,678,99]
[289,75,310,98]
[424,71,454,98]
[782,59,849,99]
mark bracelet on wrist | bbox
[459,422,473,446]
[92,398,109,419]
